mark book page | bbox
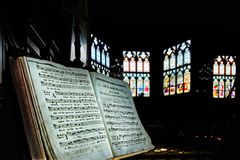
[90,72,154,157]
[9,57,47,159]
[24,57,113,160]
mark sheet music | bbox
[90,72,154,157]
[25,57,113,160]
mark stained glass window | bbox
[163,40,191,96]
[90,34,110,76]
[213,55,236,98]
[123,51,150,97]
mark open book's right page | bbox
[90,72,154,157]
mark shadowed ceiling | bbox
[89,0,240,57]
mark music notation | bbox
[108,127,141,132]
[38,73,90,84]
[46,98,96,104]
[111,132,144,141]
[105,115,136,120]
[53,120,103,129]
[41,81,91,89]
[37,64,88,77]
[103,103,132,110]
[106,121,138,126]
[103,108,134,115]
[66,128,105,136]
[112,137,147,146]
[50,113,100,120]
[48,106,99,111]
[55,91,94,97]
[59,135,107,147]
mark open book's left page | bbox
[19,56,113,160]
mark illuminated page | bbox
[24,57,113,160]
[90,72,154,157]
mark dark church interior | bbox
[1,0,240,159]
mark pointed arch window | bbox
[123,51,150,97]
[90,34,110,76]
[213,55,236,98]
[163,40,191,96]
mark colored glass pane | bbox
[219,61,224,75]
[164,56,169,71]
[177,71,183,94]
[164,75,169,96]
[123,57,129,72]
[170,73,175,95]
[106,52,110,68]
[177,51,183,67]
[130,76,136,97]
[232,62,236,75]
[137,76,144,96]
[102,51,106,66]
[144,58,150,72]
[123,75,129,84]
[96,46,101,63]
[91,44,95,60]
[137,58,143,72]
[213,61,219,75]
[213,78,219,98]
[184,70,190,93]
[144,76,150,97]
[130,57,136,72]
[225,78,231,97]
[184,48,191,64]
[226,62,230,75]
[170,54,176,69]
[219,79,224,98]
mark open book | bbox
[9,56,154,160]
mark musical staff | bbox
[105,115,136,120]
[37,64,88,77]
[103,103,132,110]
[38,73,89,84]
[55,91,94,97]
[103,108,134,115]
[51,113,100,120]
[46,98,96,104]
[111,132,144,141]
[48,106,99,111]
[53,120,103,129]
[106,121,138,126]
[112,137,147,146]
[66,128,105,136]
[41,81,91,89]
[108,127,141,132]
[59,135,107,147]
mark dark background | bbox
[88,0,240,153]
[2,0,240,159]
